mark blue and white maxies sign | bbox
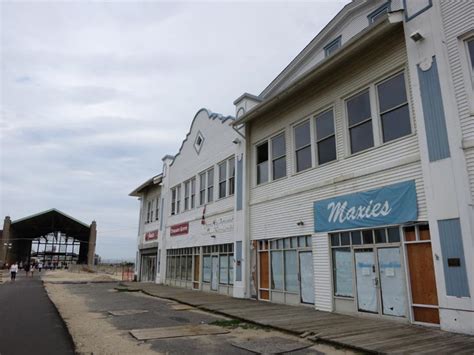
[314,180,417,232]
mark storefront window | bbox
[203,256,211,282]
[284,250,298,292]
[332,248,353,297]
[229,254,234,285]
[186,256,192,281]
[271,250,284,290]
[219,255,229,284]
[330,227,402,298]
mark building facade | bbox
[158,109,246,297]
[130,175,162,282]
[132,0,474,335]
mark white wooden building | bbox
[233,0,473,335]
[130,174,162,282]
[157,109,246,297]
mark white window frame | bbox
[374,71,412,144]
[190,177,196,209]
[314,106,337,167]
[343,67,412,157]
[184,180,190,211]
[207,167,214,203]
[254,130,287,186]
[218,160,227,199]
[228,157,235,196]
[171,188,176,216]
[271,132,287,181]
[293,119,313,173]
[199,172,206,206]
[176,184,181,214]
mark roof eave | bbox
[129,174,162,197]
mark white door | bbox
[299,251,315,304]
[355,249,378,313]
[377,247,406,317]
[211,256,219,291]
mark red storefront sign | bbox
[170,222,189,236]
[144,230,158,241]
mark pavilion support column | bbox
[1,217,12,267]
[87,221,97,267]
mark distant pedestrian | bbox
[10,262,18,281]
[38,262,43,272]
[24,263,30,276]
[30,264,35,277]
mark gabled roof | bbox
[129,174,163,197]
[10,208,91,241]
[169,108,235,167]
[260,0,378,99]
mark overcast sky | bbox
[0,0,348,261]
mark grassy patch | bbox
[210,319,268,331]
[114,287,140,293]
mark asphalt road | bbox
[0,272,74,355]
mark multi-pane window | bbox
[368,2,390,24]
[228,157,235,196]
[202,243,234,286]
[171,188,176,215]
[294,121,312,172]
[271,133,286,180]
[218,161,227,199]
[149,200,154,221]
[347,90,374,154]
[207,168,214,203]
[315,109,337,165]
[155,197,160,221]
[184,181,190,211]
[377,72,411,143]
[263,236,311,293]
[324,37,341,57]
[199,172,206,205]
[166,248,198,281]
[176,185,181,214]
[146,201,152,222]
[190,178,196,208]
[256,142,269,185]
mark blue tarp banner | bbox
[314,180,418,232]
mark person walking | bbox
[24,263,30,277]
[38,262,43,273]
[10,262,18,281]
[30,264,35,277]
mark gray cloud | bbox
[1,1,349,260]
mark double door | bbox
[141,254,157,282]
[354,247,406,317]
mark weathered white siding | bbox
[249,29,426,241]
[313,234,332,312]
[164,109,238,249]
[440,1,474,201]
[138,185,161,246]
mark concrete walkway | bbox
[120,282,474,354]
[0,273,74,355]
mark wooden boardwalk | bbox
[121,282,474,354]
